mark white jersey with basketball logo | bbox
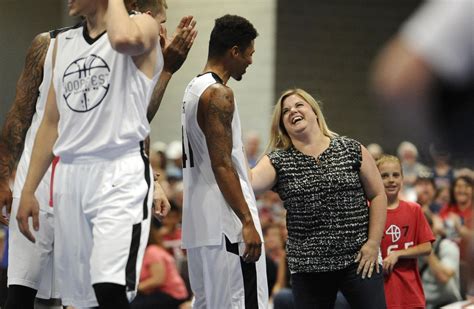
[13,33,56,210]
[53,25,163,162]
[181,72,263,249]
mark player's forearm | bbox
[212,164,253,225]
[397,242,432,259]
[21,122,57,195]
[147,71,172,122]
[367,193,387,245]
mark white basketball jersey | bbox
[181,72,262,249]
[13,29,65,210]
[53,25,163,162]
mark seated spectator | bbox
[438,175,473,297]
[367,143,384,161]
[264,224,285,297]
[131,219,188,309]
[438,175,473,256]
[429,144,455,190]
[397,141,430,202]
[419,212,462,308]
[161,202,185,264]
[415,172,443,214]
[244,131,262,168]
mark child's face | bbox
[379,161,403,200]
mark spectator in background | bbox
[161,202,184,261]
[435,186,451,209]
[429,144,455,190]
[397,141,429,201]
[150,141,168,177]
[245,131,262,168]
[263,224,285,297]
[377,154,434,309]
[256,190,285,229]
[131,219,188,309]
[367,143,384,161]
[415,172,443,214]
[438,175,472,297]
[165,140,183,182]
[419,212,462,309]
[438,176,473,250]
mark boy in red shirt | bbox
[377,155,435,308]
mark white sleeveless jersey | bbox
[181,72,263,249]
[13,29,64,211]
[53,25,163,162]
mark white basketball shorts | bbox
[8,198,58,299]
[187,234,268,309]
[53,150,153,308]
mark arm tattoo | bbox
[206,89,235,169]
[0,33,50,182]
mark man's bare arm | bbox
[0,33,50,224]
[147,16,197,122]
[197,84,262,263]
[0,33,50,184]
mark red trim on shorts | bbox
[49,156,60,207]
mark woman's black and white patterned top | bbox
[268,136,369,273]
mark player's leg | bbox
[89,153,152,308]
[53,162,97,308]
[5,198,42,308]
[194,235,268,309]
[186,247,207,309]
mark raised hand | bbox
[161,16,197,74]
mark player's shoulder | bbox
[49,21,83,39]
[199,73,233,104]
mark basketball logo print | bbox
[62,54,110,112]
[385,225,401,243]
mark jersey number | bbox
[182,126,194,168]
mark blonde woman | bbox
[251,89,387,308]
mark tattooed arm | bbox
[197,84,262,263]
[0,32,50,223]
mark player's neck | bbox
[203,61,230,84]
[387,196,400,209]
[84,5,107,38]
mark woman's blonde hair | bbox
[265,88,337,152]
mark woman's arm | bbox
[356,145,388,278]
[250,155,277,195]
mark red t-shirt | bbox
[381,200,435,309]
[439,203,472,260]
[140,245,188,300]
